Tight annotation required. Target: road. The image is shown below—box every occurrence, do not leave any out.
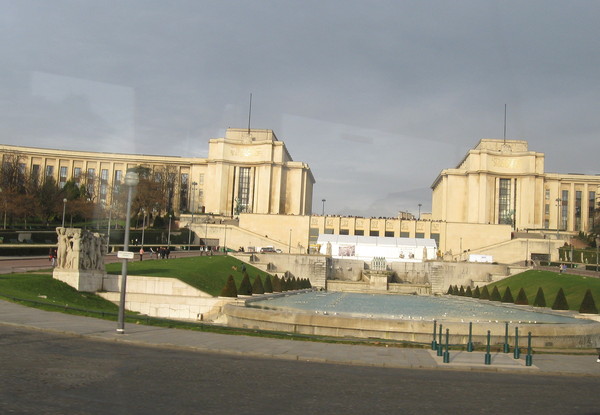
[1,325,599,415]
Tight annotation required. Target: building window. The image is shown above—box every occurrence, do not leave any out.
[498,178,513,225]
[101,169,109,183]
[354,230,364,236]
[544,219,549,229]
[237,167,251,213]
[400,232,410,238]
[545,189,550,200]
[45,165,54,177]
[324,228,334,234]
[415,232,425,239]
[180,173,189,211]
[590,191,596,230]
[575,191,582,230]
[384,231,394,237]
[545,204,550,215]
[198,189,204,205]
[73,167,81,180]
[561,190,569,230]
[339,229,349,235]
[198,174,204,186]
[369,230,379,237]
[431,233,440,245]
[31,164,40,183]
[59,166,68,188]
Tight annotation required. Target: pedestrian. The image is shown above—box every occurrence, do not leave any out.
[149,247,155,259]
[139,247,144,261]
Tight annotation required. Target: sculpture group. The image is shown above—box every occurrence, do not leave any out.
[56,227,107,271]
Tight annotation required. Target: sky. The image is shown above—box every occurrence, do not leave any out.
[2,0,599,217]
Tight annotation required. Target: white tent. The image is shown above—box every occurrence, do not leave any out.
[316,234,437,263]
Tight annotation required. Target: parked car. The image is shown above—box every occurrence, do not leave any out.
[260,246,277,253]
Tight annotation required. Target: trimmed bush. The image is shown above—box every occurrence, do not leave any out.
[479,286,490,300]
[458,286,465,296]
[219,275,238,298]
[272,275,282,292]
[490,286,501,302]
[551,288,569,310]
[252,275,265,295]
[447,285,453,295]
[238,273,252,296]
[514,288,529,305]
[501,286,514,303]
[472,286,481,298]
[263,275,273,293]
[533,287,546,307]
[465,286,473,297]
[579,289,598,314]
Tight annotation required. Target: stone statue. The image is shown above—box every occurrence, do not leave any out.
[55,227,106,272]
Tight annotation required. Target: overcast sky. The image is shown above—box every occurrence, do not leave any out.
[2,1,599,217]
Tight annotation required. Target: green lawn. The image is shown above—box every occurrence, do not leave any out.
[105,255,273,296]
[0,272,119,314]
[485,270,600,311]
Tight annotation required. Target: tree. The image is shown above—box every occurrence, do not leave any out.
[465,286,473,297]
[263,275,273,293]
[472,286,481,298]
[501,286,514,303]
[238,272,252,296]
[252,275,265,295]
[551,288,569,310]
[579,289,598,314]
[490,286,501,301]
[533,287,546,307]
[515,288,529,305]
[479,286,490,300]
[219,275,238,298]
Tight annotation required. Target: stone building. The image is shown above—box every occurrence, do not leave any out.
[0,128,315,216]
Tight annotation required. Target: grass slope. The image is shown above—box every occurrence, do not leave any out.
[486,270,600,311]
[0,272,119,314]
[105,255,272,297]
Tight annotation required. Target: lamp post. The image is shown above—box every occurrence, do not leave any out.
[62,198,67,228]
[288,229,292,254]
[141,208,146,248]
[321,198,326,216]
[418,203,422,220]
[555,197,562,238]
[167,214,172,248]
[117,171,139,334]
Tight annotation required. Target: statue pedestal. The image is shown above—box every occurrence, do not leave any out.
[53,269,106,292]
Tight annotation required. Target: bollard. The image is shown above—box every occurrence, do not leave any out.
[437,324,443,356]
[503,322,510,353]
[443,328,450,363]
[484,330,491,365]
[467,322,474,352]
[432,320,438,350]
[513,326,520,359]
[525,332,533,366]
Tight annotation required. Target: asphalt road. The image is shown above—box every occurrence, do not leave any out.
[2,325,600,415]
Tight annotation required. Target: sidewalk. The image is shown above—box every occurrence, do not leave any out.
[1,299,598,376]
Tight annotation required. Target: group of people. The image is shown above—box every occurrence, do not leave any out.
[139,246,171,261]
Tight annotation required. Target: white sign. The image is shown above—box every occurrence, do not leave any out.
[117,250,135,259]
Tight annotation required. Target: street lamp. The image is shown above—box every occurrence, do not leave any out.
[418,203,422,221]
[167,214,172,248]
[117,171,139,334]
[62,198,67,228]
[555,198,562,238]
[140,208,146,248]
[322,198,326,216]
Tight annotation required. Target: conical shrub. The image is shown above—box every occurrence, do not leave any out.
[479,286,490,300]
[238,273,252,296]
[533,287,546,307]
[219,275,238,298]
[579,289,598,314]
[501,286,514,303]
[263,275,273,293]
[447,285,454,295]
[465,286,473,297]
[472,286,481,298]
[551,288,569,310]
[458,286,465,296]
[490,286,501,302]
[272,275,282,292]
[252,275,265,295]
[514,288,529,305]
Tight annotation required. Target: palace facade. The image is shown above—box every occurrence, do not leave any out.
[0,128,315,217]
